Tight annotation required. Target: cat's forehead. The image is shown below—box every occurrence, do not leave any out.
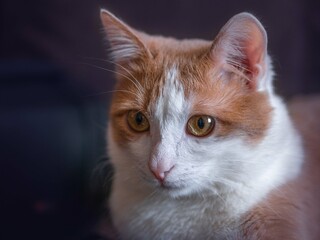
[146,37,211,57]
[143,41,214,94]
[113,36,251,114]
[113,41,214,110]
[153,66,187,119]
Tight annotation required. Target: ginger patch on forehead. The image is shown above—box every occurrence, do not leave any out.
[191,75,273,142]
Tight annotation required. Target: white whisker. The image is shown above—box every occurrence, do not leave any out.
[79,62,145,97]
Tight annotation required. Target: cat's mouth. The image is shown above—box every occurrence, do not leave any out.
[142,175,200,197]
[141,173,186,192]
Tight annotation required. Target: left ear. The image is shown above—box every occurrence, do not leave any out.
[100,9,151,63]
[211,13,268,90]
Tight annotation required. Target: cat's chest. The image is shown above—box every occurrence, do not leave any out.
[110,185,242,239]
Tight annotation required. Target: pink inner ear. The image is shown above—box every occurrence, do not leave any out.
[212,13,267,90]
[242,36,265,89]
[245,23,266,72]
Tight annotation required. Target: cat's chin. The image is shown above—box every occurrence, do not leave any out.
[152,181,201,199]
[141,173,212,198]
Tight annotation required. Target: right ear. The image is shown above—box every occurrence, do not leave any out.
[100,9,150,63]
[211,13,268,90]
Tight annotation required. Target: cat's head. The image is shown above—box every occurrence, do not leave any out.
[101,10,274,198]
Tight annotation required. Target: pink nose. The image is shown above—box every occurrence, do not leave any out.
[150,165,175,182]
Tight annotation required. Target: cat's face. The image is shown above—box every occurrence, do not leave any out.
[102,10,273,198]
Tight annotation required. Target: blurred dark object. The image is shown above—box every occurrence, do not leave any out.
[0,0,113,239]
[0,0,319,240]
[0,60,110,240]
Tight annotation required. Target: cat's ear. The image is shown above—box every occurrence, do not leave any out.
[100,9,150,63]
[211,13,268,90]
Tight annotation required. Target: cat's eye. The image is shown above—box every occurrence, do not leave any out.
[187,115,215,137]
[127,110,150,132]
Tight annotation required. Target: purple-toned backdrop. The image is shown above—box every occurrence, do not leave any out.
[1,0,319,239]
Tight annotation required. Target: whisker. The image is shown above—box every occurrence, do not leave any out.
[78,62,145,97]
[87,90,143,103]
[83,56,145,94]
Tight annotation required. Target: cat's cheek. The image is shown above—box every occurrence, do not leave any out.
[108,126,152,175]
[127,135,151,159]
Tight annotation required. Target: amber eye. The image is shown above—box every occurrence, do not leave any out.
[127,110,150,132]
[187,115,215,137]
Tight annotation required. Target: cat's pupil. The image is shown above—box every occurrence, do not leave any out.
[135,112,143,125]
[197,117,205,129]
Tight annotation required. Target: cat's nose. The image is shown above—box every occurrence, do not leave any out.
[149,161,175,182]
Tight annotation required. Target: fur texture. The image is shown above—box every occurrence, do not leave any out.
[100,9,310,239]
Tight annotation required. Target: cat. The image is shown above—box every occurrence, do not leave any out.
[100,8,320,240]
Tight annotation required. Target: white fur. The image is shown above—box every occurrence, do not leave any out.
[107,61,303,239]
[148,68,188,178]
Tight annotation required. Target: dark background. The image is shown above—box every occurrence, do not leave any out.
[1,0,319,239]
